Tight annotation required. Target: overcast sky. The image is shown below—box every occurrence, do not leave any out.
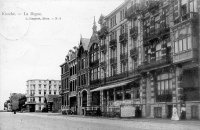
[0,0,124,109]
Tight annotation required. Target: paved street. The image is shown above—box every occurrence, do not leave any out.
[0,112,200,130]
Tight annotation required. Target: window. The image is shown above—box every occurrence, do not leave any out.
[120,8,125,21]
[39,97,41,102]
[174,36,192,53]
[111,65,117,76]
[156,43,161,60]
[109,89,114,101]
[156,73,173,102]
[44,91,46,95]
[39,90,41,95]
[54,91,56,95]
[110,15,116,28]
[39,84,41,88]
[49,91,51,95]
[115,88,123,100]
[81,58,85,69]
[124,86,131,100]
[121,62,127,73]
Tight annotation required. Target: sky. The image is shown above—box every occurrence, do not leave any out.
[0,0,124,109]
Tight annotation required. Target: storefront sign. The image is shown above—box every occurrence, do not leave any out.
[120,105,135,117]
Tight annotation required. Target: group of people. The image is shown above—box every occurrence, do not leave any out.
[171,104,186,121]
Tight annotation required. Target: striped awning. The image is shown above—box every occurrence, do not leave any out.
[90,80,133,92]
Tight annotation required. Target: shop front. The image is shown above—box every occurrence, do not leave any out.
[91,79,143,117]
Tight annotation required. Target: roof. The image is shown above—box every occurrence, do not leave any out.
[81,38,90,51]
[105,0,131,19]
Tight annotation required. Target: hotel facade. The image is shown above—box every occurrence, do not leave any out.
[60,0,200,119]
[26,79,61,112]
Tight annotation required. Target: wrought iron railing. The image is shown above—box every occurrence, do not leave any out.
[119,33,128,43]
[130,26,138,40]
[110,57,117,65]
[98,26,109,40]
[109,39,117,47]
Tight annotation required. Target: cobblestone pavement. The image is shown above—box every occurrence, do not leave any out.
[0,112,199,130]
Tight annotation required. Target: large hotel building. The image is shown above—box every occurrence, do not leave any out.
[25,79,61,112]
[60,0,200,119]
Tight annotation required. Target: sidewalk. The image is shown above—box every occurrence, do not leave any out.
[27,112,200,126]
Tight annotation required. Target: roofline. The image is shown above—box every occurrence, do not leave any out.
[26,79,61,82]
[105,0,131,19]
[60,61,68,67]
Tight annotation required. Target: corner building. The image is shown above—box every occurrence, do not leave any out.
[60,0,200,119]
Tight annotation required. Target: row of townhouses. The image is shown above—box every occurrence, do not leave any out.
[60,0,200,119]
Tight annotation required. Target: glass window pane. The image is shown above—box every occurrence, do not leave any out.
[165,80,168,93]
[187,36,192,49]
[183,38,187,50]
[175,41,178,53]
[169,79,172,92]
[179,40,183,52]
[161,81,164,94]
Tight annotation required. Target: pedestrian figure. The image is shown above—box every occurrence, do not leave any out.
[180,104,186,120]
[171,105,179,121]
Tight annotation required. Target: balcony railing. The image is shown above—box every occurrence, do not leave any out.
[125,4,140,20]
[130,48,138,60]
[156,93,172,102]
[110,57,117,65]
[148,1,160,14]
[100,61,106,68]
[130,26,138,40]
[106,71,129,82]
[109,39,117,48]
[100,44,107,53]
[141,55,171,70]
[89,60,99,67]
[173,49,198,63]
[98,26,109,40]
[119,33,128,43]
[90,79,101,85]
[25,101,36,104]
[120,53,128,62]
[174,12,199,25]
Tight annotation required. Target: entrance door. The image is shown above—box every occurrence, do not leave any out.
[135,106,142,118]
[154,107,162,118]
[167,105,172,119]
[191,105,199,119]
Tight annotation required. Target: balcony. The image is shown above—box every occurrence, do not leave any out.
[90,79,101,85]
[98,26,109,40]
[100,44,107,53]
[89,60,99,67]
[119,33,128,44]
[130,27,138,40]
[148,1,160,14]
[141,55,172,71]
[130,48,138,60]
[106,71,129,82]
[125,4,140,20]
[173,49,198,64]
[156,93,172,102]
[25,101,36,104]
[110,57,117,65]
[109,39,117,48]
[100,61,106,68]
[120,53,128,62]
[174,12,198,25]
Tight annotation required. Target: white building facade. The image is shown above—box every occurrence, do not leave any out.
[26,79,61,112]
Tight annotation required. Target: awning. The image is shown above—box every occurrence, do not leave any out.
[90,80,133,92]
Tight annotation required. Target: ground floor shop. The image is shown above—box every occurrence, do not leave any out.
[141,65,200,120]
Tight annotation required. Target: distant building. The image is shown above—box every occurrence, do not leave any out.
[25,79,61,112]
